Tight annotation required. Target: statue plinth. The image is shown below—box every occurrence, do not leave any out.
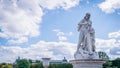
[69,59,105,68]
[72,48,105,68]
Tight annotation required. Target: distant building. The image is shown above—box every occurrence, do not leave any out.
[50,57,68,64]
[15,56,20,63]
[41,57,68,68]
[42,57,68,65]
[16,56,68,66]
[62,57,68,63]
[50,60,63,64]
[42,58,51,68]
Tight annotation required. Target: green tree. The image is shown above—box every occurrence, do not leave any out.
[48,63,73,68]
[112,58,120,68]
[13,63,18,68]
[17,59,30,68]
[98,51,109,60]
[103,58,120,68]
[30,63,44,68]
[0,63,12,68]
[103,60,112,68]
[28,59,32,63]
[2,64,12,68]
[0,64,2,68]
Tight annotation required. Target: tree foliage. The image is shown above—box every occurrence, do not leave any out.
[98,51,109,60]
[16,59,30,68]
[0,63,12,68]
[13,63,18,68]
[103,60,112,68]
[48,63,73,68]
[103,58,120,68]
[112,58,120,68]
[30,62,44,68]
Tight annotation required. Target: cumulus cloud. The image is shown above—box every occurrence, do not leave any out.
[108,30,120,38]
[1,37,120,63]
[95,30,120,59]
[95,38,120,59]
[0,0,81,63]
[53,29,67,41]
[96,38,117,49]
[53,29,73,42]
[0,0,80,44]
[0,0,43,44]
[39,0,80,10]
[8,37,28,44]
[1,0,120,63]
[109,46,120,59]
[98,0,120,13]
[95,38,116,55]
[110,47,120,55]
[0,41,76,63]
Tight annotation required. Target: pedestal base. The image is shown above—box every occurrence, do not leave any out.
[69,59,105,68]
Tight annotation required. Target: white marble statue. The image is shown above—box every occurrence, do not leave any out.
[74,13,99,60]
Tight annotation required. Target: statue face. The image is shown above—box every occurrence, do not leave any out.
[84,13,90,20]
[85,14,90,20]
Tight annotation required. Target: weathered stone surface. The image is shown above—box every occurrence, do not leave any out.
[75,13,99,60]
[70,60,105,68]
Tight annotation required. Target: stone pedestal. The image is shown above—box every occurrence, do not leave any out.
[69,59,105,68]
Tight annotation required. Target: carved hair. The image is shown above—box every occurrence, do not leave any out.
[84,13,91,19]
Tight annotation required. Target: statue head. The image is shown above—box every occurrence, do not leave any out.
[84,13,91,21]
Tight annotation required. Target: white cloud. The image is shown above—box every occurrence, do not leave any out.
[108,30,120,38]
[95,38,116,54]
[109,46,120,59]
[0,0,43,44]
[0,0,80,44]
[95,30,120,59]
[98,0,120,13]
[53,29,73,42]
[1,0,120,63]
[116,51,120,54]
[39,0,80,10]
[53,29,67,41]
[110,47,120,55]
[0,0,81,63]
[58,36,67,41]
[8,37,28,44]
[95,38,120,59]
[0,41,76,63]
[0,32,8,38]
[96,38,117,49]
[1,37,120,63]
[67,32,73,36]
[118,40,120,43]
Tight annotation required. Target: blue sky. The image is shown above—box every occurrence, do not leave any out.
[0,0,120,63]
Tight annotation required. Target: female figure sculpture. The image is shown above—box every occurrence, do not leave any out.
[77,13,92,53]
[75,13,98,59]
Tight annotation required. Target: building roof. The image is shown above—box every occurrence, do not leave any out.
[50,60,63,63]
